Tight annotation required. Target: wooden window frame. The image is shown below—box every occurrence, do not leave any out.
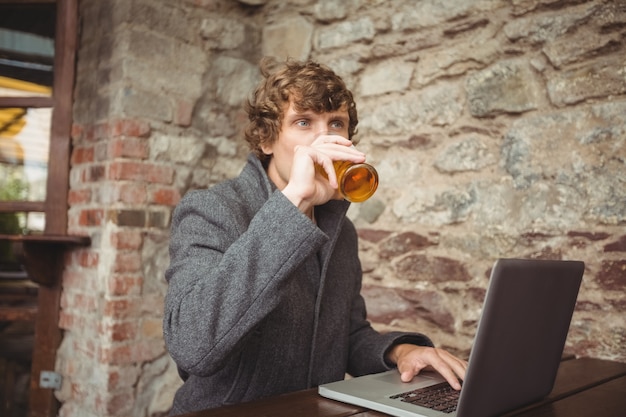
[0,1,87,416]
[0,0,70,223]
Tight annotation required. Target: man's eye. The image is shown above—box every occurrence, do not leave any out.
[330,121,344,129]
[296,120,309,127]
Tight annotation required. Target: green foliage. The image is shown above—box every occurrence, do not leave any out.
[0,173,29,263]
[0,175,29,201]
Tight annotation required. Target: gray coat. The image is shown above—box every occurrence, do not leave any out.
[163,154,433,415]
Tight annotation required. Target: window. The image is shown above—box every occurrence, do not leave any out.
[0,2,82,416]
[0,1,56,239]
[0,0,82,254]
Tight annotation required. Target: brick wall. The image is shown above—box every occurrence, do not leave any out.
[55,0,625,415]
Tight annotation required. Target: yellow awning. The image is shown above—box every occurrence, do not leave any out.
[0,76,52,165]
[0,75,52,95]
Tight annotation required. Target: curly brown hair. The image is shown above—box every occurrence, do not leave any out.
[244,58,359,164]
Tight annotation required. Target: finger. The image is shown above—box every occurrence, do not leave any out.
[316,157,338,188]
[451,358,469,380]
[312,136,363,158]
[440,351,468,381]
[319,144,366,165]
[432,364,462,390]
[400,369,416,383]
[313,134,352,145]
[431,358,464,390]
[411,349,464,390]
[399,359,460,389]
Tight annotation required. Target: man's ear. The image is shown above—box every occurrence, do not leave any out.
[260,139,273,156]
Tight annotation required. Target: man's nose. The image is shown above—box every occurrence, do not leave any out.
[314,126,329,138]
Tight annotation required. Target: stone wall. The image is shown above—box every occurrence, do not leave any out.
[58,0,625,415]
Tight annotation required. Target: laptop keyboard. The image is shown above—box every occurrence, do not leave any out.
[389,381,460,414]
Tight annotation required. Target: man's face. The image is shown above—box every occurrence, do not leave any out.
[262,99,350,190]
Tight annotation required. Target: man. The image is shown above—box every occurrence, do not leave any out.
[163,58,467,415]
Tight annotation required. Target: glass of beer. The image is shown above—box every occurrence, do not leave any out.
[318,160,379,203]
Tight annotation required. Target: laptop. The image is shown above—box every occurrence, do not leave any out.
[319,258,585,417]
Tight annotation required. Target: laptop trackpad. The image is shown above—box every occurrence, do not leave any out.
[371,370,441,388]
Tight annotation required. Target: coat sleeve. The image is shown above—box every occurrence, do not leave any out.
[163,189,327,377]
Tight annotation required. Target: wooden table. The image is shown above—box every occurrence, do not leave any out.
[178,357,626,417]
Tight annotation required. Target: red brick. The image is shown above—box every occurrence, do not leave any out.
[80,164,106,182]
[71,145,95,164]
[107,370,120,390]
[59,310,90,332]
[100,339,164,365]
[99,344,131,365]
[99,321,137,342]
[148,164,174,184]
[110,119,151,138]
[109,161,174,184]
[94,122,111,140]
[71,292,98,311]
[58,310,75,330]
[78,209,105,226]
[116,182,147,204]
[62,270,84,290]
[68,188,92,205]
[114,252,142,273]
[109,137,149,159]
[110,230,143,250]
[63,269,97,292]
[147,164,174,184]
[107,274,143,296]
[75,123,97,142]
[71,123,84,140]
[75,249,99,268]
[150,186,181,206]
[108,161,142,181]
[74,336,97,360]
[103,298,137,319]
[59,290,74,311]
[90,119,150,141]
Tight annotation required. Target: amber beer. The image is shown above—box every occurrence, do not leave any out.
[325,160,379,203]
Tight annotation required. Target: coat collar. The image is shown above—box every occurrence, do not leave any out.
[242,153,352,234]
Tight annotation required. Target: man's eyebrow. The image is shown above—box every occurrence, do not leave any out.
[284,111,310,122]
[328,113,350,123]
